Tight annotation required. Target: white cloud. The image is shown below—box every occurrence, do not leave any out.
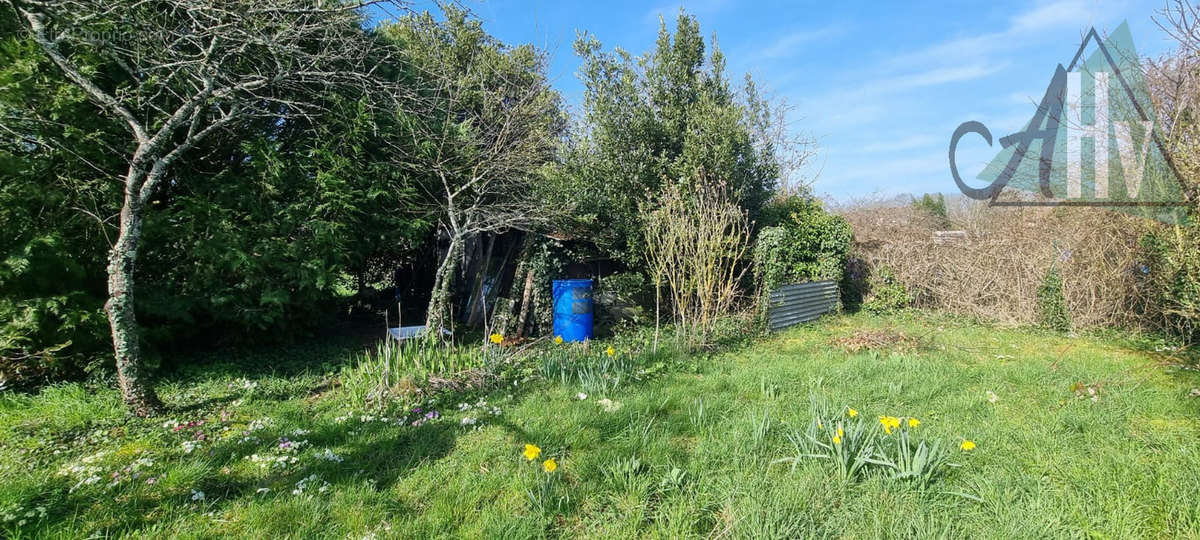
[801,62,1003,132]
[754,25,844,60]
[887,0,1123,70]
[874,64,1002,92]
[1012,0,1099,34]
[778,0,1128,200]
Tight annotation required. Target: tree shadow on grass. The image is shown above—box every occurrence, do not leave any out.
[23,410,463,536]
[161,334,372,388]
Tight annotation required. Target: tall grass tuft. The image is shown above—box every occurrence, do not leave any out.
[538,345,636,397]
[340,338,494,411]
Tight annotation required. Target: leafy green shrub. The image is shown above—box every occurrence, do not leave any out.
[0,235,111,385]
[0,36,127,383]
[1141,224,1200,342]
[862,268,911,314]
[1037,266,1071,332]
[753,197,852,292]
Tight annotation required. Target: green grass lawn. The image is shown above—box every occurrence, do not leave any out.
[3,312,1200,538]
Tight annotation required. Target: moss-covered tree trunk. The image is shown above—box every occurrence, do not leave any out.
[426,234,463,335]
[104,188,163,416]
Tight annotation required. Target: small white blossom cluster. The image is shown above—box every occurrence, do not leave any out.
[292,474,330,495]
[276,438,309,453]
[359,523,392,539]
[109,456,155,487]
[456,399,502,429]
[57,450,109,492]
[246,453,300,471]
[58,450,161,492]
[237,417,276,443]
[1,502,47,528]
[227,378,258,392]
[334,414,397,425]
[313,448,344,463]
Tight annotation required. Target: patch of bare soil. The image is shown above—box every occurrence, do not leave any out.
[831,329,919,353]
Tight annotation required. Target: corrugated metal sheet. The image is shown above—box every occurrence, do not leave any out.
[766,280,839,331]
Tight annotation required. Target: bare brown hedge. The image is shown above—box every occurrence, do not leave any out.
[837,197,1161,330]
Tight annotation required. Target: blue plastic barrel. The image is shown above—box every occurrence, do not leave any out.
[552,279,594,342]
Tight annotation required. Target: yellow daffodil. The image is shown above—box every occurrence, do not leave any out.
[489,333,503,344]
[879,416,900,435]
[605,346,615,357]
[908,418,920,428]
[542,458,558,473]
[832,435,842,444]
[523,444,541,461]
[554,335,564,344]
[847,408,859,418]
[960,440,976,451]
[836,427,844,438]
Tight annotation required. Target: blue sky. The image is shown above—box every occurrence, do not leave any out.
[396,0,1175,201]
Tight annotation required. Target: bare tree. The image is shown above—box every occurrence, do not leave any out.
[1151,0,1200,198]
[5,0,407,415]
[380,12,563,335]
[743,76,819,199]
[643,175,752,350]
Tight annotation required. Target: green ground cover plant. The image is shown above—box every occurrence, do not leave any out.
[2,312,1199,538]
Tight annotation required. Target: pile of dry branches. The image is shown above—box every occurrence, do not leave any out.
[839,197,1159,329]
[831,328,919,353]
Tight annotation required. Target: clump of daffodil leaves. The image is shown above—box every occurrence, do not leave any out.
[774,396,974,487]
[521,443,566,513]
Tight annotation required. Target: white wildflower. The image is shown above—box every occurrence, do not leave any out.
[314,448,344,463]
[292,474,329,496]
